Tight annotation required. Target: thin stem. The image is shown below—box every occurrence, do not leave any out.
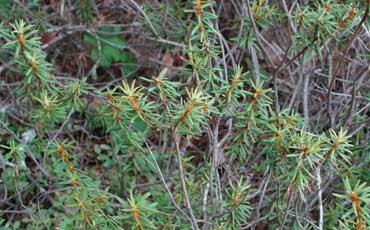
[327,2,370,127]
[127,0,159,37]
[303,69,310,131]
[143,139,193,224]
[174,132,199,230]
[245,0,279,114]
[316,167,323,230]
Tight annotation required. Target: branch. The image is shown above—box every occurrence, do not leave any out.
[174,131,199,230]
[327,2,370,127]
[316,167,323,230]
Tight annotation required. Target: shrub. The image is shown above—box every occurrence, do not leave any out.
[0,1,369,229]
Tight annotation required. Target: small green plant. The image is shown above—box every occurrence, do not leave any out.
[84,26,136,75]
[0,0,369,229]
[334,177,370,229]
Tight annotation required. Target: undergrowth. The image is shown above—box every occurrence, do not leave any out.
[0,1,369,229]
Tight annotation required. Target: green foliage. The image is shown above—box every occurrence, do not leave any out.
[0,1,369,229]
[0,0,10,18]
[333,177,370,229]
[221,179,252,229]
[75,0,94,23]
[121,191,159,229]
[237,1,277,49]
[142,1,187,41]
[83,27,136,74]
